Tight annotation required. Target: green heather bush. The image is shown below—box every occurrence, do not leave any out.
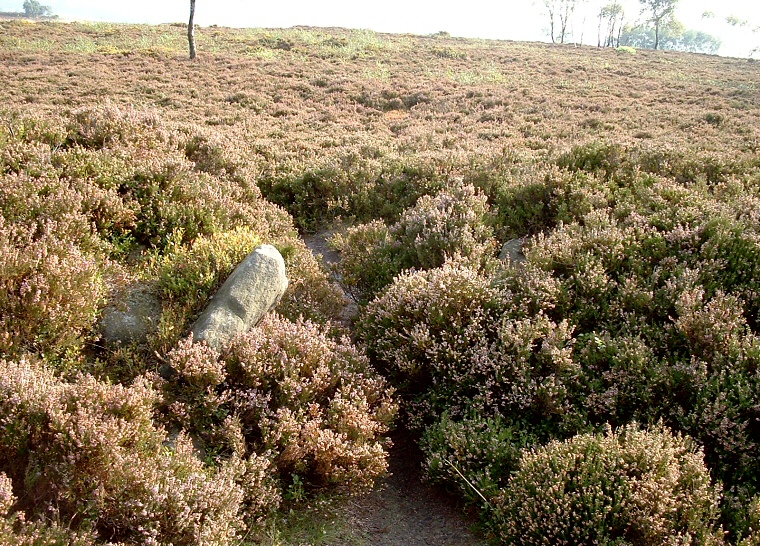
[359,263,500,402]
[119,148,279,252]
[556,141,746,186]
[470,160,613,240]
[258,154,449,230]
[330,220,400,304]
[421,411,535,504]
[556,141,625,180]
[477,166,560,238]
[0,357,276,545]
[1,471,97,545]
[154,226,263,307]
[527,191,760,473]
[740,498,760,546]
[335,181,497,303]
[148,226,265,349]
[275,237,345,325]
[360,261,579,434]
[356,162,760,538]
[523,192,760,537]
[165,313,397,491]
[495,423,724,546]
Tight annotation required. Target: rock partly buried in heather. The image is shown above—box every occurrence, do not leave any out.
[190,244,288,350]
[499,238,526,266]
[99,284,162,345]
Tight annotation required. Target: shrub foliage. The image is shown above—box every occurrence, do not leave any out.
[164,314,397,491]
[0,357,268,545]
[334,181,497,303]
[358,145,760,541]
[495,423,724,545]
[0,104,385,542]
[3,20,760,545]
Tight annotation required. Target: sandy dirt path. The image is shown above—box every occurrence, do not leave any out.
[343,431,489,546]
[302,230,488,546]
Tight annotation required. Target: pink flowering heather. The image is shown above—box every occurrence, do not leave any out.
[0,357,274,545]
[0,218,104,358]
[165,313,397,492]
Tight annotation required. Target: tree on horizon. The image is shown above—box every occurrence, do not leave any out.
[22,0,52,18]
[638,0,679,50]
[541,0,582,44]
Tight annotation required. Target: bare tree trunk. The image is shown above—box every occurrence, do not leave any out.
[606,17,615,47]
[558,0,576,44]
[616,16,624,47]
[549,13,556,42]
[188,0,196,60]
[545,1,557,43]
[654,21,660,50]
[598,12,603,47]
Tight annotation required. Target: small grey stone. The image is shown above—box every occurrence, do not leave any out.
[499,238,526,266]
[99,284,162,345]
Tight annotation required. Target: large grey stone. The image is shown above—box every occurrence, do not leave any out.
[191,244,288,350]
[99,284,162,345]
[499,238,526,266]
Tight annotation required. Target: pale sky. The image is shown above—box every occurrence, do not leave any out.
[3,0,759,58]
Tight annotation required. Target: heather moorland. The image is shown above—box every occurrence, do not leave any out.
[1,19,760,545]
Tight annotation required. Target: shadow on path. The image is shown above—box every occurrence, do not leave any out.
[345,430,488,546]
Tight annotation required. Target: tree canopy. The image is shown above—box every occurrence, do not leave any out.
[620,20,721,54]
[638,0,679,49]
[22,0,52,17]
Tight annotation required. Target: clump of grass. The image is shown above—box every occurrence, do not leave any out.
[616,45,636,54]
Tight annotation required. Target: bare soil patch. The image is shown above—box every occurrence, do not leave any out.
[344,430,488,546]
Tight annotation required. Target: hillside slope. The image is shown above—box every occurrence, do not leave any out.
[2,20,760,545]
